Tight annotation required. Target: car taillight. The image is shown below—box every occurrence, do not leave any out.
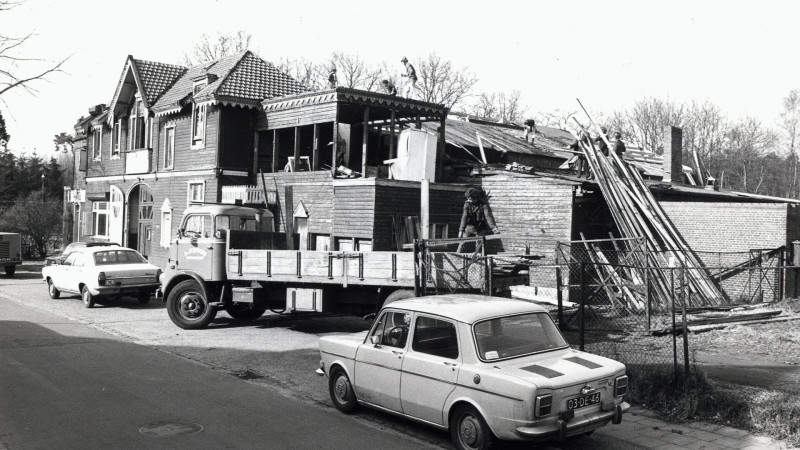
[98,272,107,286]
[615,375,628,397]
[535,394,553,417]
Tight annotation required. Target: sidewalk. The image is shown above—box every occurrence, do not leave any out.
[594,406,792,449]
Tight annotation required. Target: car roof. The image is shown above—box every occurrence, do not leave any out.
[77,246,139,254]
[386,294,548,324]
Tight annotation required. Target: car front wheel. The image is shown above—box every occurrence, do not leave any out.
[47,279,60,299]
[166,280,217,329]
[81,286,96,308]
[4,265,15,276]
[328,367,358,413]
[450,404,497,450]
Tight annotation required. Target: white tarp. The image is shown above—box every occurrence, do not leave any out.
[384,128,437,181]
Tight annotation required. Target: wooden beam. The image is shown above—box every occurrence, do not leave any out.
[389,110,396,159]
[436,115,445,182]
[312,123,320,171]
[272,129,279,173]
[421,179,430,238]
[362,106,369,177]
[332,115,339,176]
[252,130,259,176]
[293,126,300,171]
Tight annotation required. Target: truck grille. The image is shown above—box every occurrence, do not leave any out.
[0,242,9,258]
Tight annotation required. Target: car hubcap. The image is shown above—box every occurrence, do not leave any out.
[459,415,479,447]
[179,292,205,319]
[334,376,349,402]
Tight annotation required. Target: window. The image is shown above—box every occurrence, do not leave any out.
[215,215,260,232]
[191,103,207,148]
[369,310,411,348]
[183,214,211,238]
[112,119,122,158]
[429,224,449,239]
[92,201,109,237]
[412,316,459,359]
[160,198,172,248]
[92,130,102,160]
[188,181,205,205]
[164,126,175,169]
[129,99,146,150]
[473,313,568,361]
[94,250,147,265]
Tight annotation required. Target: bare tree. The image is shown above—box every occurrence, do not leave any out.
[723,117,778,194]
[182,30,253,66]
[469,90,527,124]
[470,92,498,120]
[624,97,686,154]
[0,191,62,258]
[413,53,478,110]
[779,89,800,198]
[276,56,324,90]
[328,52,381,91]
[0,1,68,98]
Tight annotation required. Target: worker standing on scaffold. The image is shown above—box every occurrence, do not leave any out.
[457,187,499,253]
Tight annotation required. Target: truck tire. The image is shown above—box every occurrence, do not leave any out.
[4,265,15,277]
[47,278,60,299]
[225,304,267,321]
[167,280,217,329]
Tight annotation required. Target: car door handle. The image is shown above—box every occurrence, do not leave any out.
[391,350,404,358]
[443,362,458,370]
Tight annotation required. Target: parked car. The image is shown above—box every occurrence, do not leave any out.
[41,245,160,308]
[0,232,22,276]
[317,294,629,450]
[45,241,120,266]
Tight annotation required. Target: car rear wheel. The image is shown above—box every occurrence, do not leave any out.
[329,367,358,413]
[137,292,151,305]
[4,265,15,277]
[47,278,60,299]
[225,304,266,321]
[450,405,497,450]
[81,286,96,308]
[167,280,217,329]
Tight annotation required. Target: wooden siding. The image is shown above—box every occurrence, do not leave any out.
[158,110,217,172]
[333,184,375,239]
[219,106,255,170]
[262,103,338,130]
[258,172,335,236]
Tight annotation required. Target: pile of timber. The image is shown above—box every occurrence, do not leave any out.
[572,109,726,310]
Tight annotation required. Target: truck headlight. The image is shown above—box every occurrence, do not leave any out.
[535,394,553,417]
[615,375,628,397]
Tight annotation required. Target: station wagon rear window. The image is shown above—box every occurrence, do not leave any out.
[473,313,568,361]
[94,250,147,265]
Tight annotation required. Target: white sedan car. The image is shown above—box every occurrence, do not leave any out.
[42,245,161,308]
[317,294,629,450]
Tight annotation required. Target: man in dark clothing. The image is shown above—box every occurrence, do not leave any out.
[400,57,417,98]
[613,132,627,157]
[381,79,397,96]
[328,67,337,89]
[457,187,499,253]
[594,126,609,157]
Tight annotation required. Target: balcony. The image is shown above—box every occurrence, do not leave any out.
[125,148,151,174]
[222,185,277,205]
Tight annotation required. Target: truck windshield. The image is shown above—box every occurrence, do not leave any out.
[184,214,211,237]
[215,215,260,231]
[473,313,568,361]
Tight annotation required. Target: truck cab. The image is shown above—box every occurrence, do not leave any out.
[0,232,22,277]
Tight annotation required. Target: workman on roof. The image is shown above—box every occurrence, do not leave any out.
[595,126,609,157]
[524,119,536,144]
[457,187,499,253]
[614,131,627,157]
[569,131,591,179]
[400,57,417,98]
[328,67,337,89]
[381,79,397,96]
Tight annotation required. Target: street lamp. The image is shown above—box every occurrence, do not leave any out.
[41,173,45,201]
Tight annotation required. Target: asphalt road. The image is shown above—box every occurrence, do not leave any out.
[0,269,646,449]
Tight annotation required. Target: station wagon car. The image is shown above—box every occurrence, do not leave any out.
[42,245,160,308]
[317,294,629,450]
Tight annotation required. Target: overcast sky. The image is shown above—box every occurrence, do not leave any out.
[2,0,798,157]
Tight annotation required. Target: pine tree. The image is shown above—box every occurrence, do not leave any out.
[0,109,9,146]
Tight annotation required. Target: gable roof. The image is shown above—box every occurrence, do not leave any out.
[107,56,186,123]
[153,51,306,116]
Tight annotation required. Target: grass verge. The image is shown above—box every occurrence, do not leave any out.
[626,364,800,446]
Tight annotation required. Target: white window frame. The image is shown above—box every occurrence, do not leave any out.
[191,102,207,149]
[112,119,122,158]
[92,129,102,161]
[92,201,110,237]
[163,125,175,169]
[187,181,205,205]
[160,198,173,248]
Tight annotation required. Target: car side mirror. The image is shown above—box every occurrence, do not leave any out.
[370,335,381,346]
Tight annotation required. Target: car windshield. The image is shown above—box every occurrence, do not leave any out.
[93,250,147,265]
[473,313,568,361]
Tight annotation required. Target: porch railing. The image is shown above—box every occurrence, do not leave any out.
[221,185,277,205]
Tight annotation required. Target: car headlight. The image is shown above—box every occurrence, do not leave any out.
[615,375,628,397]
[535,394,553,417]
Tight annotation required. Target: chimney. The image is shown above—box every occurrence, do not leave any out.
[662,126,683,184]
[89,104,106,115]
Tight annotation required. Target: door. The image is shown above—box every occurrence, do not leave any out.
[139,223,152,259]
[353,310,411,412]
[177,213,215,280]
[400,315,460,425]
[108,186,125,245]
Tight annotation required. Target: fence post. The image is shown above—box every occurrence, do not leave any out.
[681,267,690,376]
[645,267,651,330]
[580,262,586,352]
[671,267,678,380]
[556,266,564,331]
[413,240,421,297]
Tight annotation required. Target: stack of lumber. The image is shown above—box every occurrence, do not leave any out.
[572,106,726,310]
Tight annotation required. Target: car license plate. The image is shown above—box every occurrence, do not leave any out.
[567,392,601,410]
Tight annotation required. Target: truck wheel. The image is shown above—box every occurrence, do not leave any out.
[137,292,151,305]
[4,265,15,277]
[329,367,358,413]
[225,304,267,321]
[81,286,96,309]
[450,404,497,450]
[47,278,60,299]
[167,280,217,329]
